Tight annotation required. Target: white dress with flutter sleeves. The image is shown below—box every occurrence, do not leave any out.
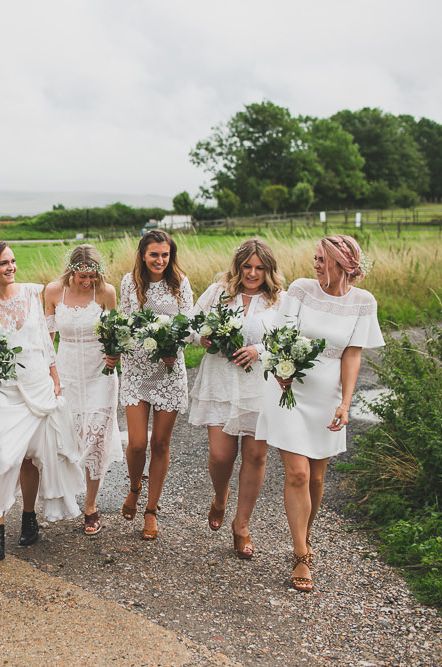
[255,278,385,458]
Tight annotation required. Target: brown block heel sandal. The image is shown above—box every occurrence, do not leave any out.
[232,522,254,559]
[142,508,158,540]
[291,551,314,592]
[84,511,102,536]
[121,482,142,521]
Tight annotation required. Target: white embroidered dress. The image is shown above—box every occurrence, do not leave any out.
[189,283,283,436]
[0,284,83,519]
[47,287,122,481]
[120,274,193,412]
[255,278,385,458]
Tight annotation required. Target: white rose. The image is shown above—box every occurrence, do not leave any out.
[157,314,171,326]
[275,359,295,379]
[127,316,134,326]
[200,324,213,337]
[143,337,158,353]
[149,322,160,332]
[261,351,273,371]
[228,316,242,330]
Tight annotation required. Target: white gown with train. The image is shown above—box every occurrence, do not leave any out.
[255,278,385,458]
[0,284,83,519]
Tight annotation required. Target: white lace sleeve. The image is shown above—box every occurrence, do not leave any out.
[191,283,224,345]
[46,314,57,333]
[179,276,193,316]
[120,273,133,315]
[348,293,385,349]
[31,285,56,366]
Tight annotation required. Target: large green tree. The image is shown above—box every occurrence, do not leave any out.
[333,108,429,196]
[173,191,195,215]
[402,116,442,201]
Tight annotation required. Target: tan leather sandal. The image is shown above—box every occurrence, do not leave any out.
[291,551,314,592]
[84,511,101,536]
[208,497,228,531]
[142,508,158,540]
[121,482,142,521]
[232,522,254,559]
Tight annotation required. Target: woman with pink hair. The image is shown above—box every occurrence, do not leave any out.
[256,235,384,592]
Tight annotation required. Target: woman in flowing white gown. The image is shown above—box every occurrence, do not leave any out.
[0,242,83,560]
[255,235,384,591]
[45,245,122,535]
[189,239,284,558]
[120,230,193,540]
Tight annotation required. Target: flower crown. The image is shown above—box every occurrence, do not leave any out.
[67,261,105,275]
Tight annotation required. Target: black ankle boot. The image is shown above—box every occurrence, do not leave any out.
[18,511,39,546]
[0,525,5,560]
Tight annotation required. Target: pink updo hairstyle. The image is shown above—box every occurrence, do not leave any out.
[319,235,365,288]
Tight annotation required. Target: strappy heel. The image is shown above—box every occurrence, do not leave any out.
[291,551,314,592]
[121,482,142,521]
[232,521,254,559]
[208,492,229,531]
[142,508,158,540]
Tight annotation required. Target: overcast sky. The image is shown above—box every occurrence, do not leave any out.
[1,0,441,199]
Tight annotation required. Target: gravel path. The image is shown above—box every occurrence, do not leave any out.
[4,358,441,666]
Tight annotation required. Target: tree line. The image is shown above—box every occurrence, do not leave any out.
[172,102,442,219]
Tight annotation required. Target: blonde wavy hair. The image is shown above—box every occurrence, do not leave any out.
[61,244,105,288]
[222,238,284,305]
[132,230,184,307]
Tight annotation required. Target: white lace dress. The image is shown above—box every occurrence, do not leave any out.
[189,283,283,436]
[255,278,385,458]
[47,288,122,481]
[120,274,193,412]
[0,284,83,520]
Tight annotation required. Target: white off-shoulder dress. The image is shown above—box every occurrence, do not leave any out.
[120,274,193,413]
[255,278,385,459]
[0,284,83,520]
[47,287,122,482]
[189,283,283,436]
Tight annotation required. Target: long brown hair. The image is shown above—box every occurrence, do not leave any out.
[223,238,283,305]
[133,230,184,307]
[0,241,9,257]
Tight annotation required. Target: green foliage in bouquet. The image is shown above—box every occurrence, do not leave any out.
[262,324,325,408]
[0,333,23,382]
[191,293,250,372]
[94,309,135,375]
[133,308,191,373]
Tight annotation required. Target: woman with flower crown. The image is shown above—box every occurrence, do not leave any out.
[45,245,122,536]
[189,239,284,559]
[120,230,193,541]
[0,241,83,561]
[256,235,384,592]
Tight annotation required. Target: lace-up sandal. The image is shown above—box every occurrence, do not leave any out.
[208,493,229,531]
[18,511,39,547]
[306,531,314,559]
[142,508,158,540]
[121,482,142,521]
[232,522,254,559]
[291,551,314,592]
[84,511,102,536]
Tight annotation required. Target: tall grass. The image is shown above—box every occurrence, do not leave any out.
[19,233,442,327]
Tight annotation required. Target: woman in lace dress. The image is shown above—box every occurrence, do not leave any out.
[45,245,122,535]
[189,239,284,558]
[256,235,384,591]
[120,230,193,540]
[0,242,83,560]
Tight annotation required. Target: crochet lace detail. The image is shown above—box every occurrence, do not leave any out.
[288,284,376,317]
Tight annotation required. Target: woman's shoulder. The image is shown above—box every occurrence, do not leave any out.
[121,272,134,288]
[22,282,45,296]
[350,286,377,307]
[44,280,63,296]
[287,277,315,297]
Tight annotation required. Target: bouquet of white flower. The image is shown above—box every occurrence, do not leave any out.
[191,292,251,372]
[94,309,136,375]
[0,331,23,383]
[132,307,191,373]
[262,324,325,408]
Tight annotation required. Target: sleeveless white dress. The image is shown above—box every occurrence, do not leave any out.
[47,287,122,481]
[255,278,385,459]
[0,283,83,520]
[120,274,193,413]
[189,283,284,436]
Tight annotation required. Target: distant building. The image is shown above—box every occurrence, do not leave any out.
[157,215,193,231]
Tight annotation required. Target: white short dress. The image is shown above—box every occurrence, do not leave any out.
[255,278,385,459]
[47,286,123,482]
[0,284,83,520]
[120,274,193,413]
[189,283,283,437]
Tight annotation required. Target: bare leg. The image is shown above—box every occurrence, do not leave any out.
[279,450,312,583]
[123,401,150,514]
[84,469,100,516]
[308,458,329,535]
[232,436,267,552]
[207,426,238,528]
[20,458,39,512]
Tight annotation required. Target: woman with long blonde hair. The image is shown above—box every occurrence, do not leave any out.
[189,238,284,558]
[120,230,193,540]
[45,244,122,536]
